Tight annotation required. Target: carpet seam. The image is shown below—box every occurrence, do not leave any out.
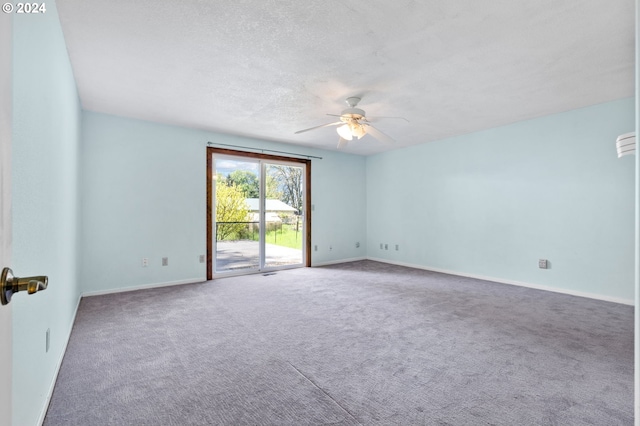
[287,361,363,425]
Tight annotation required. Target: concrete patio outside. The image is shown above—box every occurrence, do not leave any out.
[215,240,303,272]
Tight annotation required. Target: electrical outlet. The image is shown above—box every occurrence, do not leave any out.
[142,258,148,267]
[538,259,548,269]
[395,244,399,251]
[355,242,360,248]
[162,257,168,266]
[199,255,205,263]
[385,244,388,250]
[380,243,383,249]
[314,245,318,251]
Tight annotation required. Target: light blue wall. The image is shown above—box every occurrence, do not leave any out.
[82,99,635,301]
[367,98,635,302]
[11,2,82,425]
[80,112,367,294]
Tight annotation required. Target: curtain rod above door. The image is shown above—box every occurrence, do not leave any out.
[207,142,323,160]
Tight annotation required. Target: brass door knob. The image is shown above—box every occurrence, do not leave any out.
[1,267,48,305]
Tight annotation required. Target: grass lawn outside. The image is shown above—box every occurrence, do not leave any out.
[263,223,303,249]
[217,221,303,250]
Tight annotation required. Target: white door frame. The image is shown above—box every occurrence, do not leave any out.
[0,11,13,426]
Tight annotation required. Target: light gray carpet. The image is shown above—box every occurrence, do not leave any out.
[44,260,633,425]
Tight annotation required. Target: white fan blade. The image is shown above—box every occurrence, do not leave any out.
[363,123,395,144]
[337,137,349,149]
[367,116,409,123]
[294,122,343,134]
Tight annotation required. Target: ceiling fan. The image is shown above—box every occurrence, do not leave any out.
[295,97,407,149]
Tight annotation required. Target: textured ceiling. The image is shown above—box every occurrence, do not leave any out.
[56,0,635,156]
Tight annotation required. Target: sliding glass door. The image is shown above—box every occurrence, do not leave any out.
[212,154,306,276]
[264,162,304,269]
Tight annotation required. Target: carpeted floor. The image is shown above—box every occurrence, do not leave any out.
[44,260,633,425]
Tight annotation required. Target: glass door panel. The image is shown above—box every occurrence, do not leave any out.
[263,163,304,269]
[214,156,261,274]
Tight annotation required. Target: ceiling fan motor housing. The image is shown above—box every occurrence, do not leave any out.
[340,107,366,122]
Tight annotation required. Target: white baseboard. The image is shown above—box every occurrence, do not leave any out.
[82,277,207,298]
[38,293,82,426]
[312,256,367,267]
[367,257,634,306]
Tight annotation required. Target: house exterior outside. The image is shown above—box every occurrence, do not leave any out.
[245,198,297,224]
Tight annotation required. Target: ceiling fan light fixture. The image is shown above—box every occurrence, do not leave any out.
[337,124,353,140]
[295,97,400,147]
[352,123,366,139]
